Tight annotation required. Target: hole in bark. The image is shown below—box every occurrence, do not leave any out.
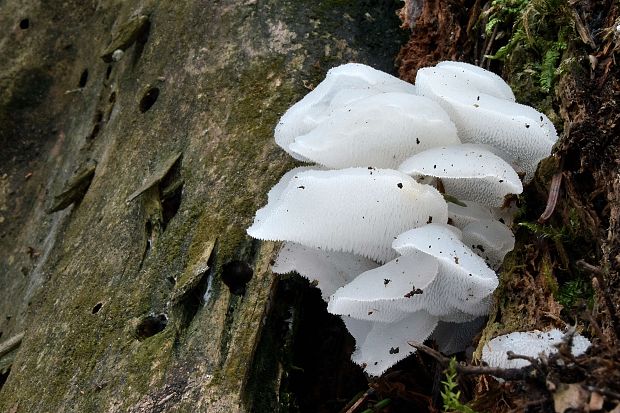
[177,246,216,328]
[139,87,159,113]
[19,18,29,29]
[158,156,183,230]
[105,65,112,79]
[92,302,103,314]
[136,313,168,340]
[221,260,253,295]
[133,19,151,60]
[78,69,89,87]
[161,182,182,230]
[142,220,153,261]
[106,91,116,121]
[87,111,103,140]
[0,368,10,391]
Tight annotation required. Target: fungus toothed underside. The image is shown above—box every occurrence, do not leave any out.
[248,61,560,375]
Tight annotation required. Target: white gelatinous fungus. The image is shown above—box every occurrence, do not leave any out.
[289,93,460,169]
[436,61,516,101]
[328,250,438,322]
[447,200,497,229]
[415,66,558,181]
[399,144,523,207]
[245,61,563,377]
[392,223,498,315]
[247,168,448,262]
[275,63,416,159]
[272,241,378,301]
[342,311,439,377]
[462,219,515,270]
[481,329,591,369]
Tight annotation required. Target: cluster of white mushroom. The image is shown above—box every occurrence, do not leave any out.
[247,61,558,376]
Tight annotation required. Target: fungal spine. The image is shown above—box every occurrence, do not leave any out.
[248,61,559,376]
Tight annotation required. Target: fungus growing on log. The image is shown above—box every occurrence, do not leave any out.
[399,144,523,207]
[481,329,591,369]
[247,168,447,263]
[248,61,561,376]
[272,242,378,301]
[275,63,416,159]
[415,63,557,181]
[288,93,459,169]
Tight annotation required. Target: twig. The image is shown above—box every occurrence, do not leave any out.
[579,260,620,340]
[585,310,609,348]
[0,332,24,359]
[408,341,539,381]
[576,260,604,276]
[481,25,499,69]
[583,385,620,401]
[538,172,563,223]
[506,351,540,366]
[342,389,374,413]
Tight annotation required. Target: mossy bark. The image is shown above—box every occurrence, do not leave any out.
[0,1,404,411]
[399,1,620,411]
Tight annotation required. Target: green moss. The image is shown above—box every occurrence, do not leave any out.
[556,277,593,309]
[485,0,581,115]
[125,327,175,396]
[540,253,559,295]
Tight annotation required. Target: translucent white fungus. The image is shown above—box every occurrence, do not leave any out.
[393,224,498,309]
[246,61,563,377]
[343,311,439,376]
[462,219,515,270]
[272,242,378,301]
[448,200,497,229]
[275,63,416,159]
[289,93,460,169]
[399,144,523,207]
[328,250,438,322]
[436,61,516,101]
[248,168,448,262]
[416,66,558,181]
[482,329,591,369]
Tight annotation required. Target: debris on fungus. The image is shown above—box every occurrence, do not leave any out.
[248,61,559,376]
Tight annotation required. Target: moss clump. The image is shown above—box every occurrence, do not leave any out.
[484,0,583,114]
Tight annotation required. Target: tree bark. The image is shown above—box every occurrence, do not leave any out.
[0,1,404,411]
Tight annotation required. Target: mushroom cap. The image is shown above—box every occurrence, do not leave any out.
[272,242,379,302]
[289,93,460,169]
[419,274,493,319]
[393,224,498,302]
[247,168,448,262]
[275,63,416,159]
[436,61,516,101]
[481,329,591,369]
[448,200,497,229]
[399,144,523,207]
[328,250,439,322]
[415,66,558,181]
[462,219,515,270]
[342,311,439,376]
